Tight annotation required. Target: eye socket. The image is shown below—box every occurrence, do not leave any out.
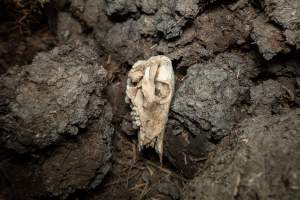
[155,81,170,99]
[130,79,139,87]
[129,71,143,86]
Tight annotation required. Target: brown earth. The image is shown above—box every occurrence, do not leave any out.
[0,0,299,199]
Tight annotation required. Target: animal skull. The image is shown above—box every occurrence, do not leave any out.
[125,56,175,161]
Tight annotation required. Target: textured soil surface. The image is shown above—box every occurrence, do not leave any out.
[0,0,299,200]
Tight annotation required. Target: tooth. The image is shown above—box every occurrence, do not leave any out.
[125,56,174,163]
[131,112,136,117]
[135,116,140,122]
[132,123,138,129]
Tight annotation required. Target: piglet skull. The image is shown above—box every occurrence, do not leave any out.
[125,56,175,161]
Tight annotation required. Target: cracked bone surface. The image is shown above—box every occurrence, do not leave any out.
[125,55,175,161]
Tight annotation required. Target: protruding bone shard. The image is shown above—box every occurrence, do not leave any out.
[125,56,175,161]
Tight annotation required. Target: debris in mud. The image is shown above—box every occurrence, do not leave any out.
[89,133,184,200]
[1,0,55,33]
[0,0,57,74]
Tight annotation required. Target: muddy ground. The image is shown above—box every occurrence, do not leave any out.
[0,0,299,200]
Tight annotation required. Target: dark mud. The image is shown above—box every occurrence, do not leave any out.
[0,0,299,199]
[0,0,57,74]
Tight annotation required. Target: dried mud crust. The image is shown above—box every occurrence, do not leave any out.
[0,40,114,199]
[183,109,300,200]
[0,40,109,153]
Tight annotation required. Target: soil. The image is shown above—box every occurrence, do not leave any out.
[0,0,57,74]
[0,0,299,200]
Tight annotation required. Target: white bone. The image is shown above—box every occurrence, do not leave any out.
[125,55,175,162]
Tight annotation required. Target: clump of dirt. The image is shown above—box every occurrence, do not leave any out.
[184,109,300,200]
[0,40,114,200]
